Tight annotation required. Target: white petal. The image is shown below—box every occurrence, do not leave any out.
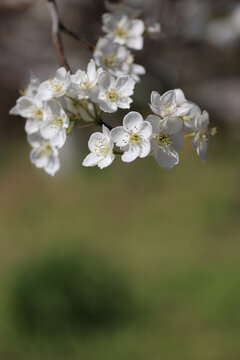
[45,154,60,176]
[146,115,161,134]
[174,89,186,105]
[160,90,176,116]
[115,76,135,96]
[88,132,106,152]
[9,104,19,115]
[154,147,179,170]
[87,59,97,82]
[55,67,68,82]
[122,145,140,162]
[40,122,58,139]
[98,99,118,113]
[139,121,152,139]
[126,36,143,50]
[25,118,42,134]
[111,126,129,146]
[37,81,53,101]
[128,20,145,36]
[82,153,101,167]
[98,154,115,169]
[197,138,209,163]
[172,133,184,151]
[162,116,183,134]
[123,111,143,132]
[51,130,67,148]
[116,97,132,109]
[139,140,151,158]
[27,132,44,147]
[98,71,115,90]
[30,148,47,168]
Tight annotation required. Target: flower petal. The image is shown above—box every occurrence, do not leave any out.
[154,147,179,170]
[122,144,140,162]
[82,153,101,167]
[98,71,115,91]
[146,115,161,134]
[140,121,152,139]
[111,126,129,146]
[139,140,151,158]
[123,111,143,132]
[98,154,115,169]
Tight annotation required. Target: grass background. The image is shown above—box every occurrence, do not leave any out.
[0,132,240,360]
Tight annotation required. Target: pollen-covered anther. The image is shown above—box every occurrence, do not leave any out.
[106,88,119,102]
[129,132,142,145]
[157,132,172,147]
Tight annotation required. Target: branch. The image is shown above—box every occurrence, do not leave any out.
[47,0,71,72]
[98,118,113,130]
[59,23,94,52]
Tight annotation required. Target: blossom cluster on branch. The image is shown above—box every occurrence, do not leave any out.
[10,0,216,176]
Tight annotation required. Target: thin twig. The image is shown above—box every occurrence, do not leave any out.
[59,23,94,52]
[98,118,113,130]
[47,0,71,72]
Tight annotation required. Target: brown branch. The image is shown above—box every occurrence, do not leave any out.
[47,0,71,72]
[59,23,94,52]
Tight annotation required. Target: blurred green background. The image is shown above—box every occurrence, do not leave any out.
[1,0,240,359]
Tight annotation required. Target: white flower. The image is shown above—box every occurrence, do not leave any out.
[150,89,190,120]
[83,125,115,169]
[182,101,201,133]
[111,111,152,162]
[10,96,46,135]
[28,133,60,176]
[94,38,130,77]
[192,110,216,163]
[69,59,102,99]
[40,100,69,148]
[37,67,70,101]
[102,13,145,50]
[104,1,142,18]
[147,114,184,170]
[94,38,145,81]
[93,71,135,113]
[145,20,161,39]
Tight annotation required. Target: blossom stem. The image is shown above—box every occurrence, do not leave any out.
[47,0,71,72]
[59,22,94,52]
[67,121,76,135]
[184,132,195,138]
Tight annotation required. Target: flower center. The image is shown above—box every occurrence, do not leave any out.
[157,132,172,147]
[40,142,53,157]
[103,55,117,68]
[32,107,43,120]
[49,79,64,93]
[160,101,175,116]
[106,89,118,102]
[52,115,64,128]
[94,138,109,157]
[129,132,142,145]
[115,26,127,39]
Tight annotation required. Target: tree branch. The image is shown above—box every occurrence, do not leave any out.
[59,23,94,52]
[47,0,71,72]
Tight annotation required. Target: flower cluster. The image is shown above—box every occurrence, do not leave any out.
[93,0,160,82]
[9,1,215,176]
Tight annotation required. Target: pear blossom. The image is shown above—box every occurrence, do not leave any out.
[83,125,115,169]
[150,89,190,120]
[145,20,161,39]
[147,114,184,170]
[104,1,142,18]
[37,67,70,101]
[40,100,69,148]
[102,13,145,50]
[10,96,46,135]
[93,71,135,113]
[192,110,216,163]
[69,59,102,100]
[93,38,145,81]
[28,133,60,176]
[21,73,40,98]
[112,111,152,162]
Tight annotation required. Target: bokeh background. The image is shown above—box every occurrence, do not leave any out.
[1,0,240,359]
